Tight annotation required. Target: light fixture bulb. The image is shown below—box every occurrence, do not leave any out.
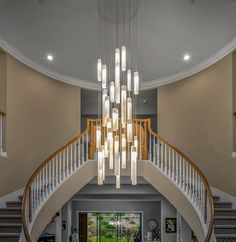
[121,85,127,128]
[127,69,131,91]
[47,54,54,61]
[121,46,126,71]
[134,71,139,95]
[97,58,102,81]
[102,65,107,89]
[183,54,191,61]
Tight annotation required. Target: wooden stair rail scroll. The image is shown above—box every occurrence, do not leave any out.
[22,118,214,242]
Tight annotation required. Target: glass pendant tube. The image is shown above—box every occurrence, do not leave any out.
[102,65,107,89]
[96,125,101,148]
[127,98,132,120]
[104,96,110,126]
[131,146,137,185]
[97,58,102,82]
[107,128,113,150]
[116,175,120,189]
[98,146,104,185]
[121,85,127,128]
[121,46,126,71]
[115,48,120,103]
[112,108,119,131]
[110,81,115,103]
[114,136,120,176]
[104,138,109,158]
[102,90,108,127]
[107,118,112,129]
[109,150,113,169]
[134,71,139,95]
[122,147,126,169]
[127,69,131,91]
[127,120,133,143]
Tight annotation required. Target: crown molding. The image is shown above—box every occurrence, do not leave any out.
[0,36,99,90]
[141,37,236,90]
[1,35,236,90]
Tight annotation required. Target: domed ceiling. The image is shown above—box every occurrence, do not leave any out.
[0,0,236,90]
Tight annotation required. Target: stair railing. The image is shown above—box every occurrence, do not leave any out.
[22,119,91,242]
[146,119,214,241]
[0,110,6,155]
[22,118,214,242]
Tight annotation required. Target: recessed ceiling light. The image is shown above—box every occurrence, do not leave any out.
[46,54,54,61]
[183,54,191,62]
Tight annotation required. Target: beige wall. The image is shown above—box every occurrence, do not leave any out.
[0,50,7,112]
[0,55,81,197]
[157,54,236,196]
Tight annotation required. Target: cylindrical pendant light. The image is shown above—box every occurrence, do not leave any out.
[102,65,107,89]
[115,64,120,104]
[107,128,113,150]
[112,108,119,131]
[98,146,104,185]
[127,120,133,143]
[104,138,109,158]
[122,147,126,169]
[104,96,110,124]
[131,146,137,185]
[121,85,127,128]
[127,98,132,120]
[110,81,115,103]
[97,58,102,82]
[134,71,139,95]
[127,69,131,91]
[109,150,113,169]
[116,175,120,189]
[121,46,126,71]
[96,125,101,148]
[114,136,120,176]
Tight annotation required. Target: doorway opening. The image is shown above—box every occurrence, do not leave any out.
[79,212,142,242]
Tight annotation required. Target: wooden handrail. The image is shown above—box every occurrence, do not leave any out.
[146,119,214,242]
[0,111,5,116]
[22,119,91,242]
[22,118,214,242]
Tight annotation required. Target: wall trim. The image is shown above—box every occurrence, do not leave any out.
[1,35,236,90]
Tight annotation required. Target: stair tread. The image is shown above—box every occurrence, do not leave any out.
[215,225,236,228]
[0,223,22,227]
[215,234,236,238]
[0,215,21,218]
[215,216,236,220]
[0,232,20,237]
[0,207,21,211]
[215,208,236,211]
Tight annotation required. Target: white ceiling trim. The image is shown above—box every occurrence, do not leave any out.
[1,35,236,90]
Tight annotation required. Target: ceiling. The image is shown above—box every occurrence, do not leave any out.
[0,0,236,90]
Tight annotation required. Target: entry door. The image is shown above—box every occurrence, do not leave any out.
[79,213,87,242]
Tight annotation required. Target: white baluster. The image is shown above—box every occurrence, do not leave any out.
[153,136,156,165]
[149,133,152,161]
[86,132,89,161]
[82,136,85,164]
[164,144,167,174]
[73,141,76,171]
[168,147,171,176]
[161,141,164,171]
[172,150,175,180]
[186,162,189,194]
[139,121,142,160]
[157,138,160,168]
[0,115,3,154]
[176,154,179,184]
[78,139,81,166]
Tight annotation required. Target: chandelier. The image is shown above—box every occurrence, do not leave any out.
[96,0,140,188]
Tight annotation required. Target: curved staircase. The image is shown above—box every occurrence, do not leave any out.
[0,196,22,242]
[20,119,215,242]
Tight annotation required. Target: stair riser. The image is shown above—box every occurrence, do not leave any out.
[216,239,236,242]
[0,218,21,224]
[215,211,236,216]
[6,203,22,208]
[215,228,236,234]
[0,210,21,216]
[0,227,22,233]
[215,219,236,226]
[215,204,232,209]
[0,237,20,242]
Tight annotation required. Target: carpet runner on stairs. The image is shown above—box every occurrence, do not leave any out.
[214,196,236,242]
[0,196,22,242]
